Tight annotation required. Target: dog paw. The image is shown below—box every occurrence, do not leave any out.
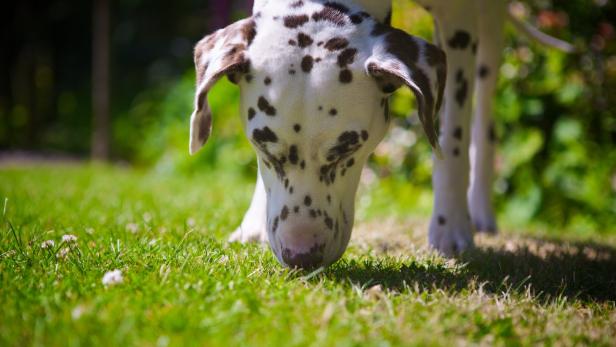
[468,192,498,235]
[428,214,475,257]
[228,225,268,244]
[470,210,498,235]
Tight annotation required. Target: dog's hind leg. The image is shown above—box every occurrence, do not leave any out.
[469,0,506,234]
[229,169,268,244]
[425,1,479,256]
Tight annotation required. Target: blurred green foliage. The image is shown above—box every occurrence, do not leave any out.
[1,0,615,233]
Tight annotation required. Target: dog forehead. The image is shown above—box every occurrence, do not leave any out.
[238,10,384,141]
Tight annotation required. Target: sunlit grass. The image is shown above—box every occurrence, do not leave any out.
[1,164,615,346]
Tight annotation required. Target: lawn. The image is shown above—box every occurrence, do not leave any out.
[1,164,615,346]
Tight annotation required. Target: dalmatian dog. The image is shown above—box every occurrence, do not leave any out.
[189,0,573,267]
[190,0,445,268]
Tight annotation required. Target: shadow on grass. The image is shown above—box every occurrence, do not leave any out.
[326,237,616,303]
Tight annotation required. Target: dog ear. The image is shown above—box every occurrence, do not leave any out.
[189,17,257,155]
[366,26,446,154]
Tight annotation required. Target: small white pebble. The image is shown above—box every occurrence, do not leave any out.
[126,223,138,233]
[62,234,78,243]
[71,304,87,320]
[186,218,196,227]
[102,269,124,286]
[364,284,384,299]
[41,240,55,249]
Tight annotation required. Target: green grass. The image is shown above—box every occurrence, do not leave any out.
[1,164,615,346]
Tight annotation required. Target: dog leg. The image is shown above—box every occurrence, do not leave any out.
[229,169,268,243]
[469,0,506,234]
[427,3,479,256]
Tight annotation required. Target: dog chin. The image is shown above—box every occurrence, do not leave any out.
[268,217,353,269]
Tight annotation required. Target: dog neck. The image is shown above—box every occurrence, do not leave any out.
[252,0,391,23]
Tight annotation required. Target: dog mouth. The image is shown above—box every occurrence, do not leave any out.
[267,206,354,269]
[281,242,326,269]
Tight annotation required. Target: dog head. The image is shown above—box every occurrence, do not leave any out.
[189,1,445,268]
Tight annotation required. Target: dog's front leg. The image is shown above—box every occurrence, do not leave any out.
[426,2,479,256]
[229,167,268,244]
[469,0,506,234]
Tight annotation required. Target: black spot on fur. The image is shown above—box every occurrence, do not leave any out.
[337,48,357,67]
[319,131,364,185]
[297,32,313,47]
[245,74,253,83]
[289,69,296,75]
[304,195,312,206]
[312,6,347,26]
[324,37,349,51]
[339,69,352,83]
[290,0,304,8]
[478,64,490,79]
[258,96,277,116]
[294,206,300,213]
[324,2,349,13]
[361,130,369,141]
[324,216,333,230]
[300,160,306,169]
[252,127,278,143]
[264,76,272,85]
[289,145,299,164]
[248,107,256,121]
[329,108,338,116]
[437,215,446,225]
[301,55,314,72]
[288,39,297,46]
[455,69,468,107]
[346,158,354,167]
[453,147,460,156]
[448,30,471,49]
[294,124,301,133]
[272,216,279,232]
[284,15,309,28]
[453,127,462,140]
[281,206,289,221]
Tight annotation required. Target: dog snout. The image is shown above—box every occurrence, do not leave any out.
[278,223,327,269]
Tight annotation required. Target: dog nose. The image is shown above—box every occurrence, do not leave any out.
[278,223,327,269]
